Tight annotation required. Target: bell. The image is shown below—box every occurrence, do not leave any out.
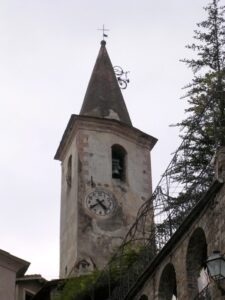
[112,158,122,177]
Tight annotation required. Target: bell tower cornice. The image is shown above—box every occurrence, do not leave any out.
[54,115,157,161]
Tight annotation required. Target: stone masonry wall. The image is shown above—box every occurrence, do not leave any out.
[134,181,225,300]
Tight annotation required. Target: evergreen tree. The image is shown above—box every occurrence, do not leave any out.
[160,0,225,233]
[171,0,225,191]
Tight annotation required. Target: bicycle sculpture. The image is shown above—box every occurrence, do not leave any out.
[114,66,130,89]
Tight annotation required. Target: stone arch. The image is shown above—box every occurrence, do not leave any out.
[186,227,208,298]
[158,263,177,300]
[111,144,127,181]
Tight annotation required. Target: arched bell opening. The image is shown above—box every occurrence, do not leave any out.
[111,144,127,181]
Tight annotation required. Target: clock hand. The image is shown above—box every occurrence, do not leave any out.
[90,202,99,209]
[90,199,106,209]
[96,199,107,210]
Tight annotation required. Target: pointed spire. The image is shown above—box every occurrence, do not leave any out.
[79,40,132,126]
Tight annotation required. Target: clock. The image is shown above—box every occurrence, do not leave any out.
[86,189,116,216]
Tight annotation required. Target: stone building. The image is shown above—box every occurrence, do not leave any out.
[0,249,45,300]
[54,40,157,278]
[16,274,46,300]
[0,249,29,300]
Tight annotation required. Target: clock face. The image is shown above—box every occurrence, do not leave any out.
[86,190,115,216]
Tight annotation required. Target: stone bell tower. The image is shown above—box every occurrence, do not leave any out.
[54,40,157,278]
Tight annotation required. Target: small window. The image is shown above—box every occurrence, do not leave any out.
[112,144,126,181]
[66,155,72,187]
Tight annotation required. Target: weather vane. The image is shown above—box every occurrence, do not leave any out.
[114,66,130,89]
[98,24,109,40]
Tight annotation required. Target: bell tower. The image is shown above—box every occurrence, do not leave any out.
[54,40,157,278]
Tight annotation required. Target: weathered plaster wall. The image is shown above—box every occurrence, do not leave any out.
[0,265,16,300]
[60,136,79,278]
[59,119,154,278]
[76,128,152,271]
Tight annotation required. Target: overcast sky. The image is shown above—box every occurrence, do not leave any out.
[0,0,207,279]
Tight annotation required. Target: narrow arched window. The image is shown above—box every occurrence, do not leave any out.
[66,155,72,187]
[111,144,126,181]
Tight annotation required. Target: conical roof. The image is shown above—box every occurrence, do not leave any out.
[79,40,132,126]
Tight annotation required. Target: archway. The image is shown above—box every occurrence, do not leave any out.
[186,227,209,298]
[158,263,177,300]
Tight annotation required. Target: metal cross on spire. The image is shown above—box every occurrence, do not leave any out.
[98,24,109,40]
